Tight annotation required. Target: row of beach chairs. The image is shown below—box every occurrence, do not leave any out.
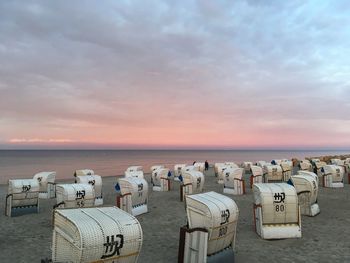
[5,158,349,262]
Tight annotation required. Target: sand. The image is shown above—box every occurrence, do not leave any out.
[0,167,349,263]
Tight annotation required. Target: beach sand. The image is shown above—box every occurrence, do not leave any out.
[0,167,349,262]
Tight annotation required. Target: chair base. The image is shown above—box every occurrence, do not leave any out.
[257,224,302,239]
[132,204,148,216]
[223,188,243,195]
[94,198,103,206]
[324,182,344,188]
[309,203,320,216]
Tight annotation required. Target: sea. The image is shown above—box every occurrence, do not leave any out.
[0,149,349,184]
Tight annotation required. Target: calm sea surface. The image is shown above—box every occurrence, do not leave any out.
[0,150,349,183]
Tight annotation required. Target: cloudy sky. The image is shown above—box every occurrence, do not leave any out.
[1,0,350,149]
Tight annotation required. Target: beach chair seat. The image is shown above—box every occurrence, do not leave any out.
[280,161,293,181]
[291,172,320,216]
[116,177,148,216]
[55,184,95,209]
[180,170,204,202]
[33,171,56,199]
[5,179,40,217]
[320,165,344,188]
[250,165,263,188]
[253,183,301,239]
[52,206,142,263]
[152,168,171,191]
[76,174,103,206]
[178,191,239,263]
[223,168,245,195]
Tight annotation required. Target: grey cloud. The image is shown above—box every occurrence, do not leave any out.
[0,0,350,144]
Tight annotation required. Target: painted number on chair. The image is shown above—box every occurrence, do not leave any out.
[76,200,84,207]
[196,177,201,189]
[22,185,31,192]
[76,190,86,199]
[218,226,228,237]
[88,180,95,186]
[273,192,285,212]
[220,209,230,225]
[101,234,124,259]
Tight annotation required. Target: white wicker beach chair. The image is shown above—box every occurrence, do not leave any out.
[52,206,143,263]
[55,184,95,209]
[223,168,245,195]
[241,162,253,172]
[214,163,225,176]
[280,161,293,181]
[152,168,171,192]
[299,160,313,172]
[253,183,301,239]
[330,159,344,166]
[217,164,237,184]
[320,165,344,188]
[256,161,268,167]
[263,164,283,182]
[116,177,148,216]
[76,174,103,206]
[250,165,263,188]
[180,170,204,202]
[5,179,40,217]
[33,171,56,199]
[314,161,327,182]
[178,191,239,262]
[174,164,187,181]
[291,172,320,216]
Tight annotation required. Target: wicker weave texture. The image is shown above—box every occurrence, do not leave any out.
[263,165,283,182]
[185,191,239,256]
[152,168,169,187]
[183,171,204,194]
[253,183,298,224]
[52,206,143,263]
[76,175,103,199]
[56,184,95,208]
[223,168,243,189]
[118,178,148,209]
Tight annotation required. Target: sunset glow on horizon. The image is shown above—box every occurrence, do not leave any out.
[1,1,350,150]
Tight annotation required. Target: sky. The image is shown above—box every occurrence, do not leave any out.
[0,0,350,150]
